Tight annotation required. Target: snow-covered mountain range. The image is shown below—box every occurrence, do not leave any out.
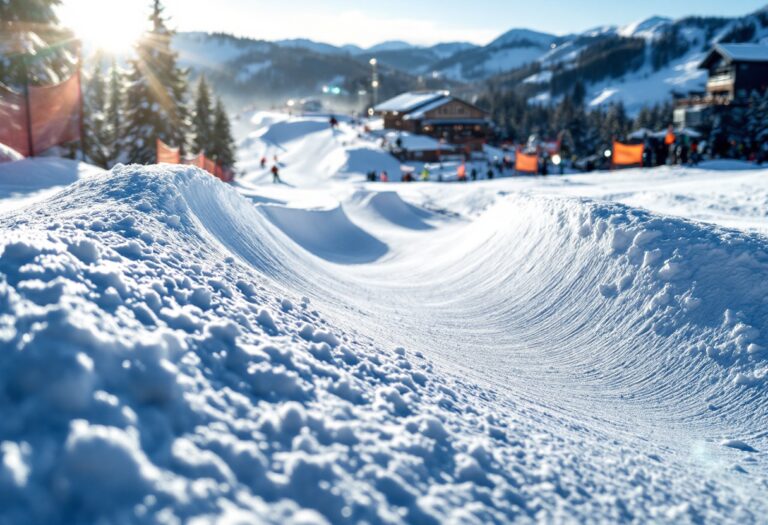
[173,6,768,113]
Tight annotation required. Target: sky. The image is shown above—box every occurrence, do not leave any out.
[58,0,764,48]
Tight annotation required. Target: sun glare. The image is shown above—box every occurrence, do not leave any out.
[59,1,147,54]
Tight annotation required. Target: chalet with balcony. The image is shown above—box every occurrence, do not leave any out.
[700,43,768,101]
[374,91,492,152]
[674,43,768,128]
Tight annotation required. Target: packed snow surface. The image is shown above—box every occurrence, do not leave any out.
[1,116,768,523]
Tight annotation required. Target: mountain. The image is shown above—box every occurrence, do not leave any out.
[171,7,768,114]
[172,33,457,110]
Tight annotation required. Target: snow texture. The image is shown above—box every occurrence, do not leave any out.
[0,115,767,523]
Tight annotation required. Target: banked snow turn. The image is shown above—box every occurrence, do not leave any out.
[0,165,766,524]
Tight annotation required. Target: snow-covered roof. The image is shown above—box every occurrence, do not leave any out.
[374,91,449,113]
[701,44,768,68]
[402,97,453,120]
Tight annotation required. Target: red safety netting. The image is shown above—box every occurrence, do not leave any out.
[156,139,181,164]
[0,73,81,157]
[0,84,29,156]
[159,145,233,183]
[30,73,81,154]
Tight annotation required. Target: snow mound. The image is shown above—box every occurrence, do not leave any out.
[259,204,388,263]
[454,194,768,412]
[0,142,23,164]
[238,116,400,185]
[350,190,435,230]
[1,164,766,523]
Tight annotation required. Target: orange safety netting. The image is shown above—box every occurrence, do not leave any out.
[515,149,539,173]
[0,72,81,157]
[156,139,180,164]
[612,142,644,167]
[158,144,233,183]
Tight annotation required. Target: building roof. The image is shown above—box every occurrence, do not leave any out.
[403,97,454,120]
[374,91,449,113]
[700,43,768,69]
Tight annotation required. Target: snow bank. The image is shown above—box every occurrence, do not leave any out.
[0,142,23,164]
[1,163,766,523]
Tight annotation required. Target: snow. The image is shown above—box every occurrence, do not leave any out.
[374,91,448,113]
[235,60,272,83]
[0,142,23,164]
[1,115,768,523]
[715,43,768,63]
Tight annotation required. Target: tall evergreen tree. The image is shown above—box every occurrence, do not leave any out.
[104,58,125,166]
[210,98,236,168]
[123,0,189,164]
[0,0,72,87]
[83,52,111,167]
[191,76,213,154]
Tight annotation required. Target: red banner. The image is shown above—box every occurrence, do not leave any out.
[612,142,644,167]
[156,139,181,164]
[515,148,539,173]
[0,72,81,157]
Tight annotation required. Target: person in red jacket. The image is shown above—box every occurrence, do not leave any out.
[271,165,281,184]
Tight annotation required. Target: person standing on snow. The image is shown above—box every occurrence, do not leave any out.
[380,171,389,183]
[420,167,430,181]
[471,167,477,181]
[260,156,267,169]
[271,165,281,184]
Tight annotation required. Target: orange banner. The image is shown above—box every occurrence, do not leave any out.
[156,139,181,164]
[515,149,539,173]
[612,142,644,167]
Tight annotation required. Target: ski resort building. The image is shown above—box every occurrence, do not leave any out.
[675,43,768,128]
[374,91,493,152]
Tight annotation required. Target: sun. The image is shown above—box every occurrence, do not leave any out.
[58,0,148,54]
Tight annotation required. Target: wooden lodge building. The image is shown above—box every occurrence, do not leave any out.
[674,43,768,128]
[374,91,493,152]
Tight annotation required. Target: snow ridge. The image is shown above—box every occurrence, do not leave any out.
[0,165,766,523]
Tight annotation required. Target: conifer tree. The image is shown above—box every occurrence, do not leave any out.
[210,98,236,168]
[83,52,111,167]
[192,76,213,154]
[104,58,125,166]
[123,0,189,164]
[0,0,72,86]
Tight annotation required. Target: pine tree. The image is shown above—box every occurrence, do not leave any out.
[83,52,111,167]
[123,0,189,164]
[210,98,236,168]
[0,0,72,87]
[104,58,125,166]
[191,76,213,154]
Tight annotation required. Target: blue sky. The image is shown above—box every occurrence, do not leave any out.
[60,0,763,48]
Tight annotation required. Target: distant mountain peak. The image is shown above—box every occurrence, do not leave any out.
[489,28,557,48]
[618,16,672,38]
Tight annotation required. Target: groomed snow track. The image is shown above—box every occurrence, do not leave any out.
[0,165,766,524]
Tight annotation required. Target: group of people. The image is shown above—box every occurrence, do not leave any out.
[261,155,282,183]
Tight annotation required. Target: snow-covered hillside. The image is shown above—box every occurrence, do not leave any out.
[173,6,768,114]
[2,115,768,524]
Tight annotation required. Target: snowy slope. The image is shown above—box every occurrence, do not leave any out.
[2,114,768,522]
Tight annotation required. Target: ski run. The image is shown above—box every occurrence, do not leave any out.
[1,113,767,524]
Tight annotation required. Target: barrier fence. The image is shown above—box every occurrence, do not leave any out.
[0,71,82,157]
[157,139,234,183]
